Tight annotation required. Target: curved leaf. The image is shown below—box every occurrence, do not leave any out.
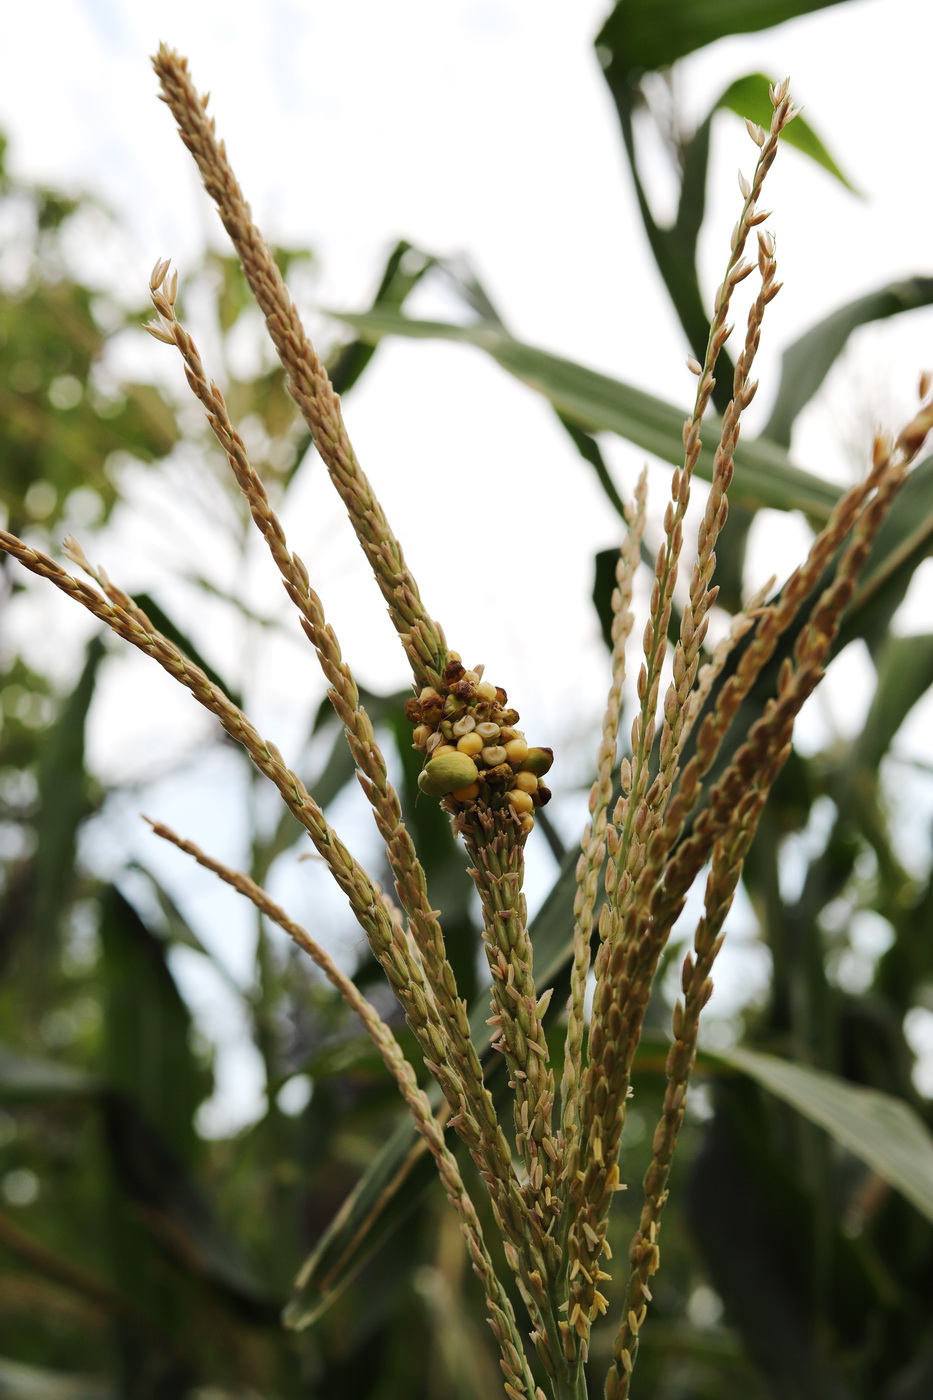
[332,308,842,519]
[838,451,933,653]
[764,277,933,446]
[721,1047,933,1223]
[718,73,857,191]
[596,0,850,77]
[856,633,933,772]
[34,634,104,951]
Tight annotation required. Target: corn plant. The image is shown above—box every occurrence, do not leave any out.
[2,47,932,1400]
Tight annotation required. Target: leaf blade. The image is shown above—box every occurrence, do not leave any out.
[720,1047,933,1223]
[331,309,842,519]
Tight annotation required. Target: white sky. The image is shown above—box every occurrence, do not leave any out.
[4,0,933,1130]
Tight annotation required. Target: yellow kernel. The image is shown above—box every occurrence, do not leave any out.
[419,686,441,703]
[520,814,535,834]
[513,770,537,794]
[481,744,507,765]
[504,738,529,764]
[462,670,479,684]
[475,721,500,741]
[432,743,457,758]
[452,780,481,801]
[476,680,497,702]
[412,724,432,749]
[506,788,534,815]
[457,733,484,756]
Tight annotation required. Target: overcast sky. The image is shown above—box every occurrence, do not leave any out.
[5,0,933,1128]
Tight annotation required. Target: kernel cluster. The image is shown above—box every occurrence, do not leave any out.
[406,654,552,835]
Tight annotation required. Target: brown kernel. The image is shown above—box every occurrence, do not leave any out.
[533,784,552,807]
[443,657,466,685]
[404,697,422,725]
[452,679,476,702]
[482,762,513,783]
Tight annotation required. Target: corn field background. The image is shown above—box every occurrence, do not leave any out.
[3,2,933,1398]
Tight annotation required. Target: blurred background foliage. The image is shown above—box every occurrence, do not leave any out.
[2,2,933,1397]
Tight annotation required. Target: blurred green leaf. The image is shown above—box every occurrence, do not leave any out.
[100,1095,278,1316]
[721,1047,933,1223]
[0,1358,113,1400]
[685,1075,871,1400]
[765,277,933,447]
[329,241,438,397]
[133,593,241,711]
[284,1115,434,1330]
[99,885,205,1167]
[332,309,842,518]
[838,452,933,654]
[855,633,933,773]
[596,0,850,76]
[34,636,104,952]
[0,1044,100,1100]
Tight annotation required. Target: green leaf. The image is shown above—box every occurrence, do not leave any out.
[0,1358,113,1400]
[328,241,437,397]
[764,277,933,446]
[34,634,104,951]
[99,885,205,1168]
[838,452,933,654]
[596,0,850,77]
[717,73,857,191]
[855,633,933,772]
[283,1113,436,1329]
[130,862,247,1002]
[720,1047,933,1224]
[101,1094,278,1316]
[685,1075,873,1399]
[0,1043,101,1099]
[331,309,842,519]
[133,591,242,710]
